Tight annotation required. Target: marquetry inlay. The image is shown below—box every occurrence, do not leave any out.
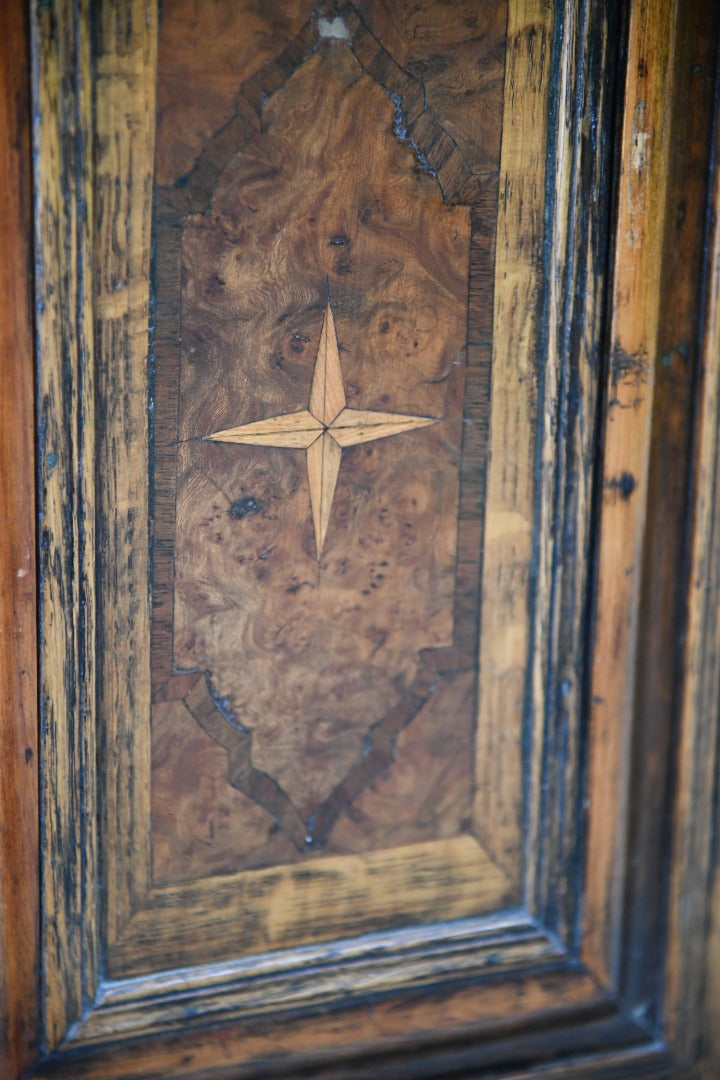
[207,302,437,557]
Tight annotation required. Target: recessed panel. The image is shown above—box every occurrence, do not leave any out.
[149,0,507,887]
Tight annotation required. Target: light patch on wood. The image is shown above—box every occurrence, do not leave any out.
[309,304,346,426]
[306,431,342,557]
[329,409,436,448]
[208,409,323,448]
[318,16,351,42]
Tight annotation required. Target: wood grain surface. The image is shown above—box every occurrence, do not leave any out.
[93,0,157,950]
[0,1,38,1074]
[527,0,621,945]
[149,1,506,881]
[24,0,720,1075]
[666,6,720,1061]
[474,0,553,883]
[31,967,611,1079]
[33,0,99,1050]
[207,302,438,557]
[584,0,678,987]
[622,0,720,1036]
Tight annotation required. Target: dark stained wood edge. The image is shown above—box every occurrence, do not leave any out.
[586,0,720,1068]
[665,13,720,1070]
[474,0,553,880]
[93,0,156,948]
[585,0,679,990]
[526,0,622,945]
[620,0,720,1030]
[0,0,39,1075]
[28,966,656,1079]
[32,1035,672,1080]
[31,0,99,1054]
[68,917,562,1047]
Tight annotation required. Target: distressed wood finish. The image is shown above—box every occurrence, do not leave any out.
[0,2,39,1075]
[623,0,720,1029]
[526,0,621,945]
[585,0,678,986]
[16,0,720,1076]
[93,0,157,950]
[474,0,553,882]
[33,0,98,1050]
[585,0,720,1006]
[33,968,614,1078]
[667,19,720,1063]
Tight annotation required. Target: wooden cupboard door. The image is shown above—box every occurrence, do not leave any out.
[9,0,720,1075]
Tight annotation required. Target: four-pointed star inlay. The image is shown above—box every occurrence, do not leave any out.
[207,303,438,558]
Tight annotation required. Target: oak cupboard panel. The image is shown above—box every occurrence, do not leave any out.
[2,0,719,1075]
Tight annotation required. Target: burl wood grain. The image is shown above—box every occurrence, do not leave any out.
[156,43,469,876]
[155,0,315,186]
[151,2,505,882]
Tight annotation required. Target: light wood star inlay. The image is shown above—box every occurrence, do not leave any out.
[208,303,438,558]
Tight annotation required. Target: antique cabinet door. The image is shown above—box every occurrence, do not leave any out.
[4,0,720,1076]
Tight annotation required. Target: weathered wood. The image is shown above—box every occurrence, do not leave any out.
[527,0,620,944]
[31,968,610,1078]
[70,918,559,1046]
[93,0,157,947]
[32,0,98,1050]
[0,1,39,1074]
[584,0,678,987]
[111,835,510,976]
[18,0,720,1075]
[474,0,553,881]
[623,0,720,1026]
[666,13,720,1060]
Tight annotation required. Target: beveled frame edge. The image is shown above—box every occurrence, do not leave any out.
[524,0,622,944]
[33,983,666,1080]
[28,0,708,1076]
[67,916,561,1047]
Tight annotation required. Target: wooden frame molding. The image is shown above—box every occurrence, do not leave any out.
[0,1,39,1074]
[10,0,719,1075]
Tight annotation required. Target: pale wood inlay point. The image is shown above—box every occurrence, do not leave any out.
[306,430,343,556]
[309,303,346,426]
[208,302,439,557]
[207,409,322,448]
[329,408,436,448]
